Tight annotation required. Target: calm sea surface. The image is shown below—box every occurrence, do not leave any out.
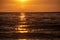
[0,12,60,40]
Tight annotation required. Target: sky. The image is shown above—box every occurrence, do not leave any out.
[0,0,60,12]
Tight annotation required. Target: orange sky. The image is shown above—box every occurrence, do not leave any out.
[0,0,60,12]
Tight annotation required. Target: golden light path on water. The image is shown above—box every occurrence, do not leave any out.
[18,39,27,40]
[15,12,29,33]
[15,13,40,40]
[18,39,40,40]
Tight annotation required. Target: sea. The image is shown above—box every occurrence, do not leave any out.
[0,12,60,40]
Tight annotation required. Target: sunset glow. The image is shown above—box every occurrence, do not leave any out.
[0,0,60,12]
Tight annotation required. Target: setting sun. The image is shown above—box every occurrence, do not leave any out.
[19,0,28,3]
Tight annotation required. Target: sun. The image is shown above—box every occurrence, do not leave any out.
[19,0,28,3]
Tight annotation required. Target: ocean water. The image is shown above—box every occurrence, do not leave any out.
[0,12,60,40]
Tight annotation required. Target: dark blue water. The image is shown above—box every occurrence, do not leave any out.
[0,12,60,40]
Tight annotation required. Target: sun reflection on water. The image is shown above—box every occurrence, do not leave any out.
[17,25,29,27]
[15,12,29,33]
[20,12,26,21]
[18,39,40,40]
[18,39,27,40]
